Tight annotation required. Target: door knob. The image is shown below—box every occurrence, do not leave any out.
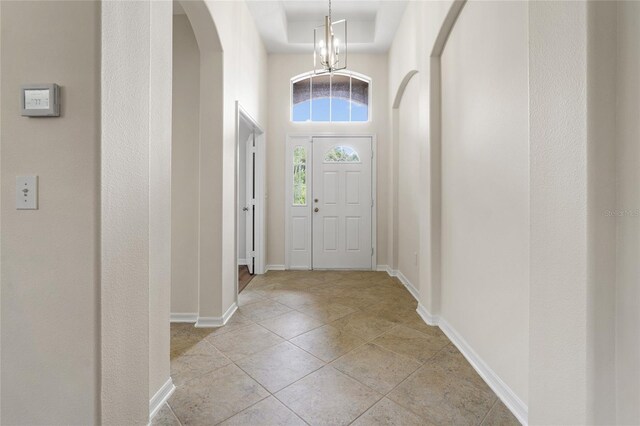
[242,207,249,211]
[314,198,319,203]
[314,207,319,213]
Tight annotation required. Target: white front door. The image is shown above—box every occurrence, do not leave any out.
[312,137,372,269]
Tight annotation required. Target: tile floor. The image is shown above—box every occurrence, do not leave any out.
[153,271,520,426]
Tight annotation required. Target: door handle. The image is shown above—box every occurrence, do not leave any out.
[314,207,319,213]
[242,207,249,212]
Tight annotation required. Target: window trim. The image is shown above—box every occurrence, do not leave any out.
[290,70,372,124]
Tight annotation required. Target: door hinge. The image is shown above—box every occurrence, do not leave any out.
[371,199,374,208]
[371,151,374,159]
[371,248,374,256]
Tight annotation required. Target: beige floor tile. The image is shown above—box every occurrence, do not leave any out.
[236,342,324,393]
[237,289,265,307]
[268,289,329,309]
[330,311,397,341]
[151,403,180,426]
[327,289,384,310]
[171,339,232,386]
[401,312,448,338]
[351,398,430,426]
[219,396,306,426]
[259,310,324,339]
[169,364,269,425]
[296,301,357,323]
[372,325,449,363]
[306,283,349,298]
[290,324,365,362]
[331,343,421,394]
[363,302,418,324]
[238,299,293,322]
[207,323,284,361]
[387,346,496,426]
[275,366,382,426]
[481,400,521,426]
[171,314,254,349]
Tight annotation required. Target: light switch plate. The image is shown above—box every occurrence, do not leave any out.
[16,176,38,210]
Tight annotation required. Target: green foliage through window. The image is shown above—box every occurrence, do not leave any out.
[324,146,360,162]
[293,146,306,205]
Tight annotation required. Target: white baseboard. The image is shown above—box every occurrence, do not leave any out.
[395,270,419,302]
[149,377,175,421]
[238,258,248,266]
[170,313,198,323]
[415,303,528,425]
[195,302,238,328]
[377,265,419,303]
[416,303,439,326]
[265,264,285,272]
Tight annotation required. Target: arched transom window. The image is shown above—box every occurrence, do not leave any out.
[291,72,370,123]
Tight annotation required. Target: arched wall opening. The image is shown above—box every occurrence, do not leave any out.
[389,70,419,292]
[173,1,226,325]
[413,0,529,423]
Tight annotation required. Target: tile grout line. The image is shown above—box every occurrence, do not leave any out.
[379,342,454,421]
[171,271,486,425]
[477,398,499,426]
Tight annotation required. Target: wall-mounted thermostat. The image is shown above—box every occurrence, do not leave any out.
[21,83,60,117]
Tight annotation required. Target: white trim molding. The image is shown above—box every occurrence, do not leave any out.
[415,304,528,425]
[170,313,198,323]
[195,302,238,328]
[265,264,286,272]
[377,266,420,303]
[149,377,175,421]
[395,270,419,302]
[416,303,439,326]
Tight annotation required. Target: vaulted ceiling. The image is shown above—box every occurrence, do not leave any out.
[245,1,408,53]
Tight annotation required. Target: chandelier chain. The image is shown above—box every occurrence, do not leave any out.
[329,0,332,25]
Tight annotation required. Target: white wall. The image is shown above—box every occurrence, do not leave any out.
[440,0,529,406]
[387,0,452,313]
[615,2,640,422]
[267,54,389,268]
[102,0,172,423]
[206,0,268,312]
[148,0,173,404]
[0,1,100,423]
[396,74,420,286]
[171,14,200,315]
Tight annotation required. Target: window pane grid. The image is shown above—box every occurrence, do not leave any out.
[291,73,369,123]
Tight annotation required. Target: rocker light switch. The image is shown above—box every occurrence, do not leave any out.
[16,176,38,210]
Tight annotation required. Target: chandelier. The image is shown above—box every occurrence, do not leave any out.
[313,0,347,74]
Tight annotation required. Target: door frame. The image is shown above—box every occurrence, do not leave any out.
[236,102,266,299]
[285,133,377,270]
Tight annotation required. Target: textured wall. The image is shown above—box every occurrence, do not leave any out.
[615,2,640,422]
[0,1,100,423]
[440,0,529,406]
[529,2,589,423]
[171,14,200,315]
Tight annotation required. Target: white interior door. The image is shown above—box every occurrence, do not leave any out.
[245,132,255,273]
[312,137,372,269]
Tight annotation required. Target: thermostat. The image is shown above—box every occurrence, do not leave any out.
[21,83,60,117]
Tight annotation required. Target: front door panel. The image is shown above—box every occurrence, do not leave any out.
[312,137,372,269]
